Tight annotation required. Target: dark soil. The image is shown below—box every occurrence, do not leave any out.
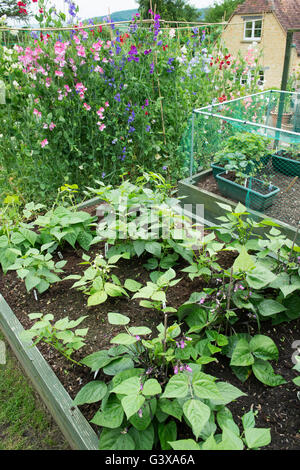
[0,203,300,450]
[197,163,300,227]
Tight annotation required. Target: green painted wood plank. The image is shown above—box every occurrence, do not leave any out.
[0,294,99,451]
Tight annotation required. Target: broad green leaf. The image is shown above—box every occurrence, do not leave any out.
[112,376,141,395]
[99,427,135,450]
[91,396,124,429]
[25,274,41,292]
[169,439,200,450]
[112,368,145,387]
[80,350,113,371]
[246,266,276,290]
[128,326,152,336]
[192,373,222,401]
[121,394,145,420]
[217,408,240,436]
[133,240,146,257]
[104,282,127,297]
[161,374,189,398]
[110,333,138,346]
[293,377,300,386]
[124,279,143,292]
[128,423,154,450]
[158,420,177,450]
[213,382,247,405]
[249,335,279,361]
[87,290,107,306]
[232,246,256,273]
[145,241,161,258]
[242,410,256,430]
[73,381,107,406]
[244,428,271,449]
[258,299,287,318]
[252,359,286,387]
[103,357,134,376]
[230,338,254,367]
[218,427,244,450]
[108,312,130,325]
[142,379,162,396]
[158,398,183,421]
[129,400,155,431]
[183,399,210,439]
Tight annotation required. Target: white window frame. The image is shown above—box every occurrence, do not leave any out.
[243,18,262,41]
[236,69,265,87]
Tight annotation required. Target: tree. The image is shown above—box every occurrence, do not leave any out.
[138,0,200,22]
[204,0,244,23]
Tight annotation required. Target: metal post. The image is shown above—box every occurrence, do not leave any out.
[275,30,294,145]
[190,111,195,178]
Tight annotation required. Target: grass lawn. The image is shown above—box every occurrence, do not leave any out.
[0,331,70,450]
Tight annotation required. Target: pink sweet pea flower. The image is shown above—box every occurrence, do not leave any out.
[33,108,41,118]
[41,139,48,148]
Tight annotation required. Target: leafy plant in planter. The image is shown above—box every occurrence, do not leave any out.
[74,313,271,450]
[222,333,286,386]
[34,205,98,252]
[64,252,130,306]
[272,144,300,177]
[215,151,280,212]
[89,175,197,269]
[211,132,272,178]
[6,246,67,294]
[20,313,88,366]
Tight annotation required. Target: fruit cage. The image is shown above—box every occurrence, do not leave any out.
[178,89,300,224]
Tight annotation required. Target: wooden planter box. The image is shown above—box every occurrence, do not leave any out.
[215,172,280,212]
[272,153,300,177]
[178,169,300,245]
[0,197,103,451]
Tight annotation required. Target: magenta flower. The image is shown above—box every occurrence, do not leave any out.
[33,108,41,118]
[40,139,48,148]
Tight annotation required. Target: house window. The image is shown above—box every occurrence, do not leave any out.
[237,69,265,87]
[244,18,262,40]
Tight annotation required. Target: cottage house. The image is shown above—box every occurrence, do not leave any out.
[221,0,300,89]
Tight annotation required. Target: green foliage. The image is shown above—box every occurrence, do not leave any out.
[7,247,66,294]
[75,315,250,450]
[87,174,197,269]
[65,252,130,306]
[34,206,97,252]
[223,334,286,386]
[204,0,244,23]
[138,0,200,21]
[20,313,88,365]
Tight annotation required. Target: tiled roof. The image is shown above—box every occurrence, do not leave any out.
[234,0,300,55]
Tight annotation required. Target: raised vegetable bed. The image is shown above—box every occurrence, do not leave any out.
[178,169,300,244]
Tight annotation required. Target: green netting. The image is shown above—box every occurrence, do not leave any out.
[179,90,300,227]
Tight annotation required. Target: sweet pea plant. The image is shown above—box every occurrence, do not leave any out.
[0,0,263,203]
